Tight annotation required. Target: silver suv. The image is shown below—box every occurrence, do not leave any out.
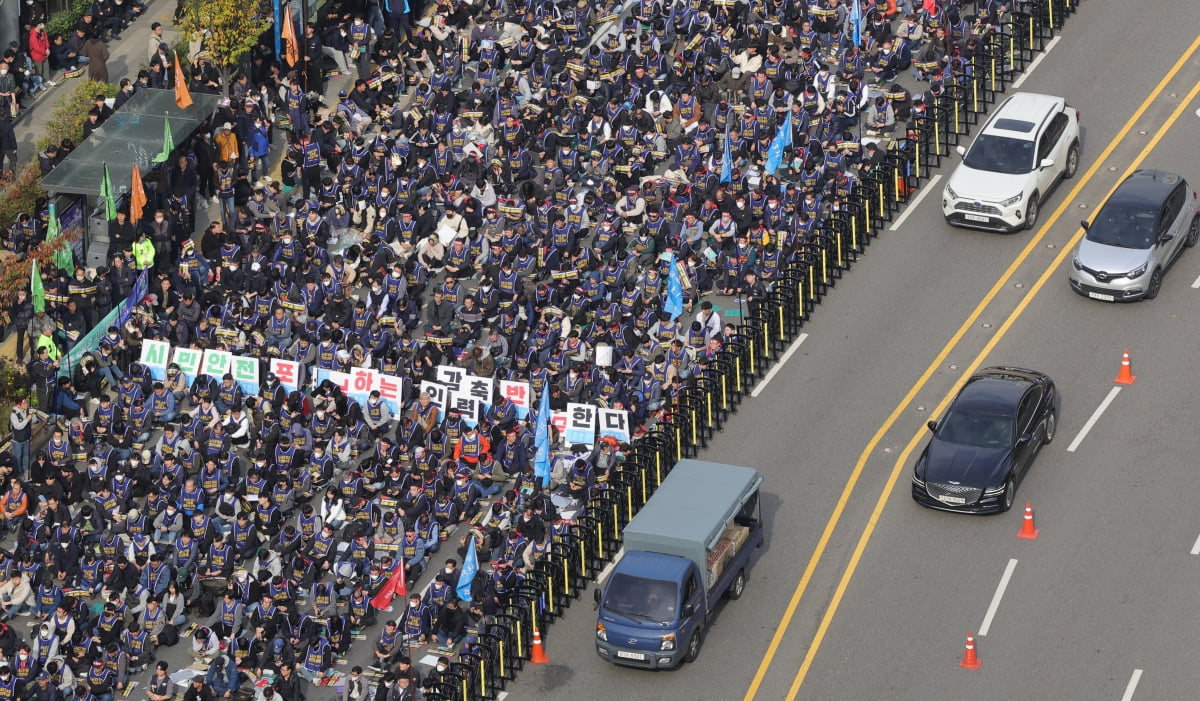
[1069,170,1200,301]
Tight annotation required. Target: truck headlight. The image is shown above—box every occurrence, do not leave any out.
[1000,191,1023,207]
[596,623,607,642]
[660,633,676,651]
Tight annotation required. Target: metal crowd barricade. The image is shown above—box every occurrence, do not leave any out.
[694,375,726,430]
[734,323,765,380]
[712,351,742,410]
[941,84,970,143]
[885,139,916,207]
[550,538,584,599]
[459,650,493,700]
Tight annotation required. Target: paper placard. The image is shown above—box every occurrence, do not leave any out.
[269,358,301,393]
[140,339,170,380]
[598,408,630,443]
[564,403,596,447]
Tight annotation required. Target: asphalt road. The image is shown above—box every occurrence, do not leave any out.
[515,2,1200,700]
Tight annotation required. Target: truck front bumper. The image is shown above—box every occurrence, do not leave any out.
[596,640,681,669]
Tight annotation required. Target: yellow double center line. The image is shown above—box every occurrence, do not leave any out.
[744,33,1200,701]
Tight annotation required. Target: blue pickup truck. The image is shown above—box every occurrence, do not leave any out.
[594,459,764,669]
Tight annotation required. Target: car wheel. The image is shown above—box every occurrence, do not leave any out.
[727,569,746,600]
[1001,477,1016,512]
[683,631,703,664]
[1145,267,1163,300]
[1064,141,1080,179]
[1186,215,1199,248]
[1023,194,1040,230]
[1043,410,1057,445]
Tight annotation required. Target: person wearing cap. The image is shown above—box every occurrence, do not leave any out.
[184,674,216,701]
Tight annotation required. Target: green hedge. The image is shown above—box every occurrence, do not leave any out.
[46,0,94,39]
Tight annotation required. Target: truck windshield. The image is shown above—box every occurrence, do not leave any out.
[603,574,679,624]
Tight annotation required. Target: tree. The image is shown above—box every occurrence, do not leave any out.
[178,0,271,101]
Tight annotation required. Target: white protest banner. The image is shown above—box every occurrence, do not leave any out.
[420,381,448,409]
[447,392,482,427]
[172,347,203,386]
[269,358,301,393]
[500,380,531,418]
[436,365,465,393]
[598,408,631,443]
[201,349,233,380]
[564,403,597,447]
[230,355,260,396]
[139,339,170,380]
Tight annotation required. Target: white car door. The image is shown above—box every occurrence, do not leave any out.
[1034,113,1068,197]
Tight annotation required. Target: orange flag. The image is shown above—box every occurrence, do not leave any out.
[281,6,299,67]
[174,52,193,109]
[129,163,148,220]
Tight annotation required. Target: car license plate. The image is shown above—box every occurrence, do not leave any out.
[616,651,645,660]
[963,214,990,222]
[1088,291,1115,302]
[938,495,967,505]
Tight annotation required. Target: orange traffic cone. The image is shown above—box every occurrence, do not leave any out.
[1114,349,1136,385]
[530,620,549,664]
[959,632,981,669]
[1017,502,1040,540]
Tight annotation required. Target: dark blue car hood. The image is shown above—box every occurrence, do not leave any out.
[922,438,1010,488]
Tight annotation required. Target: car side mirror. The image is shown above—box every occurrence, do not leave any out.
[1160,233,1175,244]
[926,420,938,432]
[1019,433,1034,443]
[681,603,695,618]
[955,145,966,158]
[1080,220,1090,231]
[1040,158,1055,170]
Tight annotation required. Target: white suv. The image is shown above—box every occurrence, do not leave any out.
[942,92,1080,232]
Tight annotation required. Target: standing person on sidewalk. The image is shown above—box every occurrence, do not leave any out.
[0,62,18,119]
[0,117,17,174]
[28,22,54,88]
[147,22,165,62]
[9,289,33,362]
[83,38,109,83]
[9,397,33,481]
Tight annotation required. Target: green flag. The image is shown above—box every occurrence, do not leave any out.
[48,203,73,271]
[30,259,44,314]
[154,117,173,163]
[99,164,117,221]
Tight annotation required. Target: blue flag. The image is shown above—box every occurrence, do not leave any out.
[456,537,478,602]
[720,122,733,184]
[533,383,551,486]
[850,0,862,48]
[765,112,793,175]
[664,252,684,319]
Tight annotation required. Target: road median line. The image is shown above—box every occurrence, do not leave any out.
[1066,386,1122,453]
[977,558,1018,637]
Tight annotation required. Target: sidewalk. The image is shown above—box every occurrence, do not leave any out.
[12,0,181,163]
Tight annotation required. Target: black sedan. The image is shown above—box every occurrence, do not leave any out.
[912,367,1060,514]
